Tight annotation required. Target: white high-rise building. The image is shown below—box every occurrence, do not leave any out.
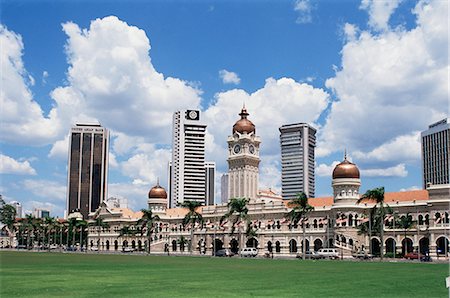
[227,108,260,200]
[421,118,450,188]
[10,201,22,218]
[279,123,316,199]
[170,110,207,207]
[67,122,109,219]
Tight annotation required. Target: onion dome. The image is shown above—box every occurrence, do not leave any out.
[332,155,360,179]
[148,181,167,199]
[233,107,255,134]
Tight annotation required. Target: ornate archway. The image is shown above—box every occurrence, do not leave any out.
[402,238,413,255]
[246,238,258,248]
[314,239,323,251]
[289,239,298,253]
[230,239,239,254]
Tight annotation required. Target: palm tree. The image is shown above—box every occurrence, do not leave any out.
[43,217,57,251]
[138,209,159,254]
[221,197,250,252]
[177,236,188,253]
[286,192,314,260]
[0,202,17,248]
[357,187,387,260]
[90,217,109,253]
[68,217,78,250]
[180,201,204,254]
[76,220,88,252]
[397,213,415,255]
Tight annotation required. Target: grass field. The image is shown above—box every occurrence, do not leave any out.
[0,251,448,297]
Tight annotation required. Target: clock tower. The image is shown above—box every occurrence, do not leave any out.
[227,107,261,200]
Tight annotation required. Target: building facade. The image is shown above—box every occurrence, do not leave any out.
[279,123,316,199]
[67,123,109,219]
[227,108,261,200]
[421,118,450,188]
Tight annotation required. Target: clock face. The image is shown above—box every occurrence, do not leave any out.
[233,144,241,154]
[249,145,255,154]
[188,110,198,119]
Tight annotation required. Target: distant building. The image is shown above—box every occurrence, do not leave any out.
[33,208,50,218]
[279,123,316,199]
[67,122,109,219]
[221,174,229,204]
[169,110,207,207]
[9,201,22,218]
[421,118,450,188]
[205,162,216,205]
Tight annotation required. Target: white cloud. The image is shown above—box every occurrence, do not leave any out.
[294,0,315,24]
[360,0,402,31]
[258,155,281,194]
[204,77,329,171]
[400,185,420,192]
[42,71,49,84]
[316,160,341,177]
[121,145,171,186]
[353,132,421,163]
[320,0,448,165]
[0,154,37,175]
[22,179,66,201]
[219,69,241,85]
[0,25,59,145]
[361,163,407,177]
[48,134,69,159]
[108,182,150,211]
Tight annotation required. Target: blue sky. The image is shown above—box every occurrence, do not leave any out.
[1,0,448,218]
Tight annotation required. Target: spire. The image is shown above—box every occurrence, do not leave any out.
[344,149,347,160]
[156,177,160,187]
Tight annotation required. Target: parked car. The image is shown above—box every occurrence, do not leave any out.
[122,247,134,253]
[404,252,422,260]
[90,246,99,251]
[16,245,27,250]
[215,249,234,257]
[296,251,323,259]
[352,251,373,260]
[317,248,339,259]
[240,247,258,257]
[66,246,77,251]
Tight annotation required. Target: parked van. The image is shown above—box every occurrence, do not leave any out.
[317,248,339,259]
[240,247,258,257]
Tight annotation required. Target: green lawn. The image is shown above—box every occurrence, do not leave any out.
[0,251,448,297]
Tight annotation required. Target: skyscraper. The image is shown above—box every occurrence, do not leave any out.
[9,201,22,218]
[67,123,109,219]
[421,118,450,188]
[279,123,316,199]
[205,162,216,205]
[170,110,207,207]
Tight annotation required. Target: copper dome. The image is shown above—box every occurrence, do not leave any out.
[233,108,255,134]
[148,183,167,199]
[332,158,360,179]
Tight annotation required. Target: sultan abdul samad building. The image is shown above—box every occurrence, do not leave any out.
[87,108,450,258]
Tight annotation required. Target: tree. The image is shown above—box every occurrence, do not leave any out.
[0,203,17,248]
[138,209,159,254]
[76,220,88,251]
[90,217,109,253]
[221,197,250,253]
[286,192,314,260]
[180,201,204,255]
[357,187,387,260]
[397,213,415,254]
[43,217,57,251]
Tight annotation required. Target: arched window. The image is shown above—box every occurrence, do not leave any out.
[123,240,128,248]
[425,214,430,225]
[289,239,297,253]
[348,239,353,247]
[348,214,353,227]
[106,240,110,250]
[267,241,273,253]
[172,240,177,251]
[114,240,118,251]
[418,215,424,225]
[313,219,318,229]
[445,212,449,224]
[131,240,136,249]
[275,241,281,253]
[276,221,281,229]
